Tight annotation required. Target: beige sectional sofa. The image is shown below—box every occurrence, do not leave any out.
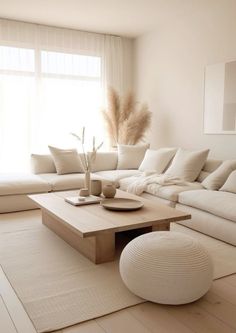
[0,149,235,246]
[0,152,141,213]
[177,190,236,246]
[0,173,51,213]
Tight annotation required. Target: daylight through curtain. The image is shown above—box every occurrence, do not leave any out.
[0,19,127,171]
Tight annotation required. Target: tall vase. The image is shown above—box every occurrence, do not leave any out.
[84,170,91,195]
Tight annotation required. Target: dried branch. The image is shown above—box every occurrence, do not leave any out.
[71,129,103,171]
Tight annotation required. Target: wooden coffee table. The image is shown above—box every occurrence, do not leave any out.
[29,190,191,264]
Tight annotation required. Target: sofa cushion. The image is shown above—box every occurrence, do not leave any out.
[117,144,149,170]
[165,148,209,182]
[38,173,86,191]
[49,146,84,175]
[0,173,51,195]
[220,170,236,194]
[0,194,38,213]
[119,176,203,202]
[202,160,236,190]
[146,182,203,202]
[138,148,177,173]
[176,204,236,246]
[94,170,141,186]
[31,154,56,174]
[88,152,118,172]
[179,189,236,223]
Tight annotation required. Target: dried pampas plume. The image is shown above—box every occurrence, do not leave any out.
[102,87,151,146]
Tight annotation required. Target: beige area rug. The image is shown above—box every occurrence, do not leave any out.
[0,210,143,333]
[0,211,236,333]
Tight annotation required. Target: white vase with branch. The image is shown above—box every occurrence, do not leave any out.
[102,87,152,147]
[71,128,103,194]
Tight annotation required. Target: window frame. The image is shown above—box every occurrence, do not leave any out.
[0,43,102,83]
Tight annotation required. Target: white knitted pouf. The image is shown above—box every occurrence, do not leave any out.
[120,231,213,305]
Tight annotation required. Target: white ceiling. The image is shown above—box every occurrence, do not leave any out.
[0,0,184,38]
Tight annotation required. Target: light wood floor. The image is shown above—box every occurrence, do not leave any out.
[1,267,236,333]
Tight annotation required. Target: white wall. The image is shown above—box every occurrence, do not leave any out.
[134,2,236,159]
[204,63,225,133]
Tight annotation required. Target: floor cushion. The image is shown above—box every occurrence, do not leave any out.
[120,231,213,304]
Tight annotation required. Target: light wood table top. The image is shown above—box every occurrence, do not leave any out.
[29,189,191,238]
[29,190,191,264]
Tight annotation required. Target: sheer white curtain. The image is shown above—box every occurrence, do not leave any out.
[0,19,131,172]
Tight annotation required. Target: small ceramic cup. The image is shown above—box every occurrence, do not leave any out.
[91,179,102,196]
[102,184,116,198]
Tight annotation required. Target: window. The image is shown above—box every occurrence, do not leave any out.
[0,45,35,72]
[41,51,101,78]
[0,46,103,172]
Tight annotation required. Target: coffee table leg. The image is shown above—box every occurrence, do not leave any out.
[93,232,115,264]
[152,222,170,231]
[42,210,115,264]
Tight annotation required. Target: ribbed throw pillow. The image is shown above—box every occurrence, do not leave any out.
[49,146,84,175]
[165,148,209,182]
[139,148,177,173]
[202,160,236,190]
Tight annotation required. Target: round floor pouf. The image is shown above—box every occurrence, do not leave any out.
[120,231,213,305]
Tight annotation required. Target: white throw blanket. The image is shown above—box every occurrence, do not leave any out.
[127,172,186,195]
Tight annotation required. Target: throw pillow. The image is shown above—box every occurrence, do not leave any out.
[202,160,236,190]
[139,148,177,173]
[197,159,223,183]
[165,148,210,182]
[220,170,236,194]
[48,146,84,175]
[88,152,118,172]
[117,144,150,170]
[31,154,56,174]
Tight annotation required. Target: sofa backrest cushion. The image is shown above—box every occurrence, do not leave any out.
[31,154,56,174]
[202,160,236,190]
[197,159,223,182]
[117,144,149,170]
[88,152,118,172]
[139,148,177,173]
[219,170,236,194]
[48,146,84,175]
[164,148,209,182]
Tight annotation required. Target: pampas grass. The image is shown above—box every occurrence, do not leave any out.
[119,92,135,123]
[101,88,120,146]
[102,87,151,146]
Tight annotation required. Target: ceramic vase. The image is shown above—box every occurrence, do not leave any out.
[91,179,102,196]
[102,184,116,198]
[84,170,91,195]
